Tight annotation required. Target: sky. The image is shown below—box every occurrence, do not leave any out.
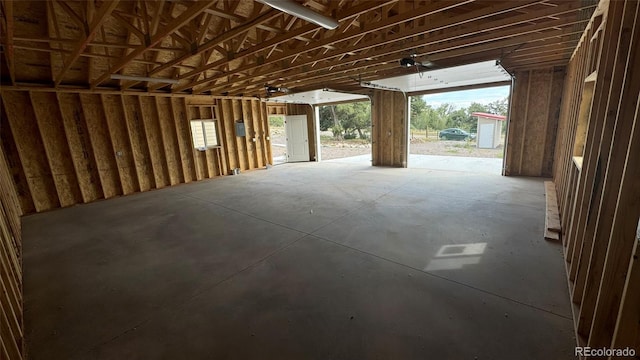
[420,85,510,109]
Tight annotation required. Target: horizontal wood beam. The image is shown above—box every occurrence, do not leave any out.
[2,0,15,84]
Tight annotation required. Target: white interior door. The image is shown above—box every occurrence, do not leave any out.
[285,115,309,162]
[478,123,494,148]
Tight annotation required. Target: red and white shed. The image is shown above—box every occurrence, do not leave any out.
[472,112,507,149]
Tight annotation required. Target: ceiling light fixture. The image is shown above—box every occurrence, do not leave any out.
[265,85,290,94]
[110,74,179,84]
[257,0,339,30]
[399,57,434,69]
[400,57,416,68]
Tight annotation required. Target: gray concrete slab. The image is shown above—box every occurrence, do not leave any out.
[326,154,503,174]
[23,161,573,359]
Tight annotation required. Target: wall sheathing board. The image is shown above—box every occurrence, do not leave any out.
[155,97,184,185]
[0,100,35,214]
[505,67,565,177]
[0,92,269,214]
[78,94,122,198]
[371,90,407,167]
[101,94,139,195]
[242,100,257,169]
[551,0,640,353]
[170,97,197,183]
[56,93,103,203]
[232,100,249,170]
[187,105,207,180]
[1,91,59,211]
[121,95,154,191]
[139,97,170,188]
[220,99,239,172]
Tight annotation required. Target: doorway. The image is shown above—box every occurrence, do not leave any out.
[268,115,287,165]
[285,115,310,162]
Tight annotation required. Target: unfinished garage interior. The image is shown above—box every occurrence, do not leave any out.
[1,0,639,358]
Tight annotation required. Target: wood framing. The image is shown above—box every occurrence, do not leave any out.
[1,1,594,96]
[552,0,640,354]
[3,1,640,359]
[0,90,270,214]
[504,67,564,176]
[371,90,407,167]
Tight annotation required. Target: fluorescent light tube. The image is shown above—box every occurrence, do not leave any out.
[257,0,338,30]
[110,74,180,84]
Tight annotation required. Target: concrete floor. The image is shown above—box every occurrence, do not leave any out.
[23,161,574,359]
[327,154,503,174]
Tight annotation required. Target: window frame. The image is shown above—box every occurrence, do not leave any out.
[190,118,221,150]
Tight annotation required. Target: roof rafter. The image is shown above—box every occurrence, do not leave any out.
[211,15,589,95]
[55,0,119,86]
[1,0,15,84]
[92,0,216,88]
[196,0,560,93]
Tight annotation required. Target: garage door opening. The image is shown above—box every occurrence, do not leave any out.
[408,86,510,174]
[317,100,372,163]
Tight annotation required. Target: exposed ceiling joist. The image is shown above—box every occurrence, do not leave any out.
[1,0,597,96]
[54,0,120,86]
[1,0,15,84]
[91,0,215,88]
[200,2,591,94]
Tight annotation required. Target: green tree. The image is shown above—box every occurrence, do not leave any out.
[268,115,284,127]
[468,102,488,115]
[487,97,509,116]
[335,101,371,139]
[318,106,333,131]
[446,108,471,130]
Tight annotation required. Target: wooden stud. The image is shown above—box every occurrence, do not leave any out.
[212,105,227,175]
[1,91,59,211]
[56,93,104,202]
[29,91,84,207]
[220,99,239,172]
[79,94,122,198]
[610,237,640,351]
[170,97,195,183]
[0,98,35,214]
[585,4,640,343]
[232,100,249,170]
[199,106,216,178]
[261,101,273,166]
[242,100,256,169]
[251,100,264,168]
[101,94,139,194]
[139,96,170,188]
[121,95,154,191]
[571,0,631,306]
[187,105,206,180]
[154,97,183,185]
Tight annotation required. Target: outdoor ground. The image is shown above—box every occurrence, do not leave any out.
[270,127,505,161]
